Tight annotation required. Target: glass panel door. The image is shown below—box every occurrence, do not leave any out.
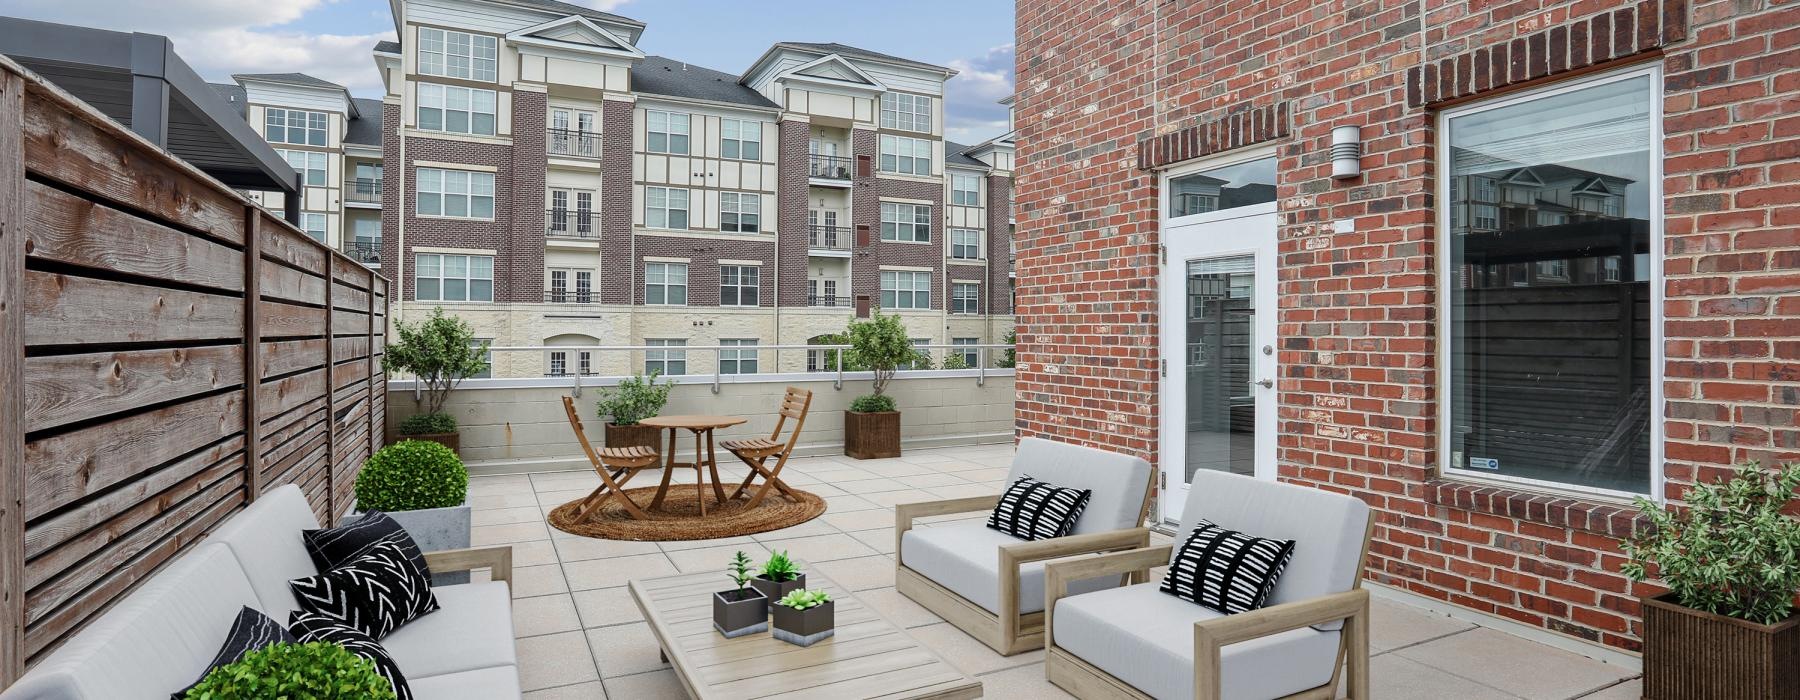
[1183,255,1257,481]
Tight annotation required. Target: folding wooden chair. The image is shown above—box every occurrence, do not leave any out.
[561,396,690,520]
[722,387,813,508]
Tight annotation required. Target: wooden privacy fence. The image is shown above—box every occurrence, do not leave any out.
[0,56,389,684]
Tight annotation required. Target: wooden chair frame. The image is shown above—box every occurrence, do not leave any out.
[893,469,1157,656]
[724,387,813,508]
[1041,517,1377,700]
[561,396,693,520]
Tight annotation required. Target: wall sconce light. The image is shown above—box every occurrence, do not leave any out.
[1331,125,1362,180]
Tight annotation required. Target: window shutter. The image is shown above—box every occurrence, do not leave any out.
[856,154,873,177]
[856,224,871,247]
[855,295,871,318]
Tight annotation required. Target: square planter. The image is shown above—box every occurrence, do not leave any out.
[844,410,900,460]
[345,500,472,586]
[396,432,459,456]
[1643,594,1800,699]
[750,573,806,616]
[605,422,663,452]
[772,600,834,647]
[713,588,769,639]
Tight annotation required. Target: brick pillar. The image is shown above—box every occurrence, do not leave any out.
[509,89,548,304]
[985,173,1013,315]
[850,126,880,304]
[778,119,811,306]
[600,97,635,305]
[380,102,403,299]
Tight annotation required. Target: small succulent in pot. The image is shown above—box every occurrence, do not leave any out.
[750,550,807,610]
[771,588,835,647]
[712,551,768,638]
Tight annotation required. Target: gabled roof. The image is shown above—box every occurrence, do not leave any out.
[232,72,346,91]
[781,53,886,92]
[492,0,644,29]
[775,42,951,73]
[633,56,778,110]
[944,140,988,169]
[344,98,385,146]
[506,15,644,60]
[373,40,401,54]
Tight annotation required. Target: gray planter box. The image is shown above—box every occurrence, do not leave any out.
[750,573,806,617]
[772,600,834,647]
[713,589,769,638]
[346,500,472,586]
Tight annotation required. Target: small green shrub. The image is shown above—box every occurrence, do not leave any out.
[760,550,801,582]
[726,550,755,594]
[849,394,896,413]
[355,440,468,512]
[596,371,674,425]
[182,641,395,700]
[1623,461,1800,624]
[941,353,971,370]
[397,412,457,436]
[775,588,832,610]
[996,329,1017,368]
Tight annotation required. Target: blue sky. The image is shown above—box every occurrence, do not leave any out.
[3,0,1017,143]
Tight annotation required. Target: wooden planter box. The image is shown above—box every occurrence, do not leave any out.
[398,432,459,455]
[1643,594,1800,699]
[844,411,900,460]
[605,423,663,452]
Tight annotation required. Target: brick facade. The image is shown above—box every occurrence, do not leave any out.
[777,119,812,306]
[1015,0,1794,652]
[507,90,548,303]
[600,97,636,305]
[397,135,517,302]
[985,174,1013,315]
[853,125,950,311]
[631,234,777,307]
[380,102,401,276]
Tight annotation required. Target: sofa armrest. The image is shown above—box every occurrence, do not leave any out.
[997,527,1151,651]
[1191,588,1371,700]
[423,546,514,587]
[1043,544,1172,652]
[894,494,1001,555]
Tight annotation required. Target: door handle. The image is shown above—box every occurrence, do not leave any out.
[1252,378,1273,389]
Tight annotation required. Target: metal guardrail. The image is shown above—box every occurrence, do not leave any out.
[344,240,381,265]
[543,290,598,303]
[808,154,852,180]
[346,178,382,205]
[808,225,852,252]
[805,295,852,308]
[545,208,598,238]
[548,128,600,158]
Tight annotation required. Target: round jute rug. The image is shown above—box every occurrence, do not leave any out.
[546,486,827,541]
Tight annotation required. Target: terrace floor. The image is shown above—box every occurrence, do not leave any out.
[467,444,1644,699]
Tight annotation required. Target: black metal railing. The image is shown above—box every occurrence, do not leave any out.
[808,153,852,180]
[547,128,600,158]
[808,225,852,252]
[806,294,852,308]
[346,178,382,205]
[543,290,598,304]
[344,240,381,265]
[545,208,598,237]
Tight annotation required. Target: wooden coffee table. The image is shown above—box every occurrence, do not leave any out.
[628,567,982,699]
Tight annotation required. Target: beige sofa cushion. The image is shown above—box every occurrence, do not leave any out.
[901,521,1116,614]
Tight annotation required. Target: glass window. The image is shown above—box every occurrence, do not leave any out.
[950,228,981,259]
[415,253,494,302]
[646,339,686,376]
[416,168,495,219]
[951,282,979,314]
[645,262,688,305]
[1168,157,1277,218]
[952,337,980,367]
[645,186,689,229]
[300,213,326,242]
[646,110,690,154]
[720,265,759,306]
[721,119,761,160]
[418,28,497,82]
[264,108,327,146]
[418,83,497,136]
[468,338,493,378]
[276,149,327,186]
[880,202,931,242]
[720,193,760,233]
[1444,69,1655,495]
[880,270,930,310]
[879,134,932,175]
[880,92,932,132]
[547,268,594,303]
[718,339,758,375]
[952,173,980,206]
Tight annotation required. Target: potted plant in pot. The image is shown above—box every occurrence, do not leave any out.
[714,551,769,638]
[182,642,396,700]
[771,588,835,647]
[348,439,471,585]
[841,310,928,460]
[750,550,806,608]
[1623,461,1800,699]
[383,307,489,454]
[596,370,674,451]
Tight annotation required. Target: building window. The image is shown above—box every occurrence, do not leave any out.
[417,83,497,136]
[718,339,758,374]
[1442,67,1656,495]
[950,229,981,259]
[418,28,498,82]
[808,278,839,307]
[721,119,761,160]
[547,349,593,377]
[300,213,327,242]
[1168,157,1277,218]
[469,338,493,378]
[720,265,759,306]
[879,134,931,175]
[952,173,980,206]
[416,168,495,219]
[646,339,686,376]
[415,253,494,302]
[276,149,327,186]
[720,192,760,233]
[547,268,593,303]
[952,337,979,367]
[900,338,931,370]
[265,108,327,146]
[880,92,932,132]
[548,189,595,235]
[646,110,690,154]
[880,270,930,310]
[645,262,688,305]
[951,282,979,314]
[645,187,689,229]
[880,202,930,242]
[548,351,567,377]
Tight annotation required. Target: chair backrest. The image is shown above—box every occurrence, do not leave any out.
[1175,471,1371,620]
[1005,437,1154,536]
[768,387,814,449]
[204,484,323,617]
[561,395,605,466]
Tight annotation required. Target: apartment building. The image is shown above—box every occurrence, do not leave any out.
[340,0,1015,379]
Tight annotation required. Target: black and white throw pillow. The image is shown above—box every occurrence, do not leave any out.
[172,606,295,699]
[986,475,1092,541]
[289,612,412,700]
[1160,519,1296,615]
[303,511,430,579]
[289,539,439,639]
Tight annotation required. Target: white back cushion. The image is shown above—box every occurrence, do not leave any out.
[0,544,259,700]
[1175,471,1370,612]
[203,485,322,617]
[1007,437,1154,535]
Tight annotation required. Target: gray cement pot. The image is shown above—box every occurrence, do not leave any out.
[750,573,806,616]
[346,500,472,586]
[713,588,769,638]
[772,600,834,647]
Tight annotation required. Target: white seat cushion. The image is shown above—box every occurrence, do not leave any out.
[204,485,323,617]
[381,581,516,679]
[902,521,1117,614]
[407,665,522,700]
[1008,437,1154,535]
[1053,583,1339,700]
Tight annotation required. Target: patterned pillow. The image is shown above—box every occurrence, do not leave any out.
[172,606,294,699]
[289,539,439,639]
[986,475,1092,541]
[289,612,413,700]
[303,511,430,578]
[1160,519,1297,615]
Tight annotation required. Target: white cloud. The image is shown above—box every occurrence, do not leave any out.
[944,43,1014,145]
[571,0,633,10]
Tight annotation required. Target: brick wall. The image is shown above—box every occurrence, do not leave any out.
[985,174,1013,315]
[778,119,812,306]
[1016,0,1794,652]
[507,90,548,303]
[631,235,777,307]
[852,127,949,310]
[600,98,635,305]
[381,102,401,279]
[397,135,516,302]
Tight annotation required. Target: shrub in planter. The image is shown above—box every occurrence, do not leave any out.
[713,551,768,638]
[181,641,395,700]
[596,371,674,451]
[356,440,469,512]
[397,412,457,437]
[841,311,924,460]
[1624,461,1800,699]
[750,550,806,610]
[772,588,835,647]
[383,308,488,451]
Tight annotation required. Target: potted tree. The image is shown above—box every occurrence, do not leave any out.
[771,588,835,647]
[714,551,769,638]
[595,370,674,451]
[348,440,471,585]
[1624,461,1800,699]
[841,310,928,460]
[182,642,397,700]
[749,550,806,610]
[383,307,489,454]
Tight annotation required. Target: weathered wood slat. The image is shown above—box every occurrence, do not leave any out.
[24,182,244,292]
[259,259,326,306]
[261,338,328,379]
[259,369,326,424]
[330,256,368,288]
[259,300,328,339]
[24,346,244,433]
[23,390,244,520]
[261,430,326,492]
[334,357,372,390]
[332,308,370,336]
[331,282,372,312]
[2,67,28,686]
[22,436,243,560]
[259,220,327,274]
[333,335,372,363]
[24,469,242,599]
[23,271,243,346]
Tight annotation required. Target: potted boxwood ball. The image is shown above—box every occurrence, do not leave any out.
[182,641,396,700]
[349,439,471,584]
[1624,461,1800,700]
[596,370,673,452]
[750,550,806,612]
[772,588,834,647]
[714,551,769,638]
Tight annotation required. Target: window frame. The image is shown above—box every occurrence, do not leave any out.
[645,186,690,230]
[264,108,328,147]
[720,118,762,161]
[879,134,932,176]
[275,149,328,186]
[417,83,498,136]
[414,253,495,303]
[1434,62,1664,501]
[719,265,760,307]
[879,270,931,310]
[880,202,931,243]
[645,338,687,376]
[718,338,759,375]
[416,167,496,220]
[719,192,761,233]
[645,262,688,306]
[951,173,981,206]
[646,110,691,155]
[950,282,980,314]
[952,337,980,367]
[949,228,982,260]
[880,92,933,133]
[417,28,498,82]
[299,213,327,242]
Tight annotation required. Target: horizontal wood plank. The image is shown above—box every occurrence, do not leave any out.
[259,221,327,275]
[259,260,326,306]
[24,181,243,292]
[23,437,243,559]
[24,271,242,346]
[261,338,328,379]
[258,300,327,339]
[24,390,245,520]
[24,346,243,433]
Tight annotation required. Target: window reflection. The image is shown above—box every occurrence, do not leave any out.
[1169,157,1277,218]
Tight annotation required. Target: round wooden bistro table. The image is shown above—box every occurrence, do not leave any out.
[637,414,748,516]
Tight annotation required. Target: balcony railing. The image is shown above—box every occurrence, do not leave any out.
[548,128,600,158]
[543,290,598,304]
[344,240,381,265]
[806,294,852,308]
[439,342,1016,392]
[808,225,852,252]
[808,154,852,180]
[345,178,382,205]
[545,209,598,238]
